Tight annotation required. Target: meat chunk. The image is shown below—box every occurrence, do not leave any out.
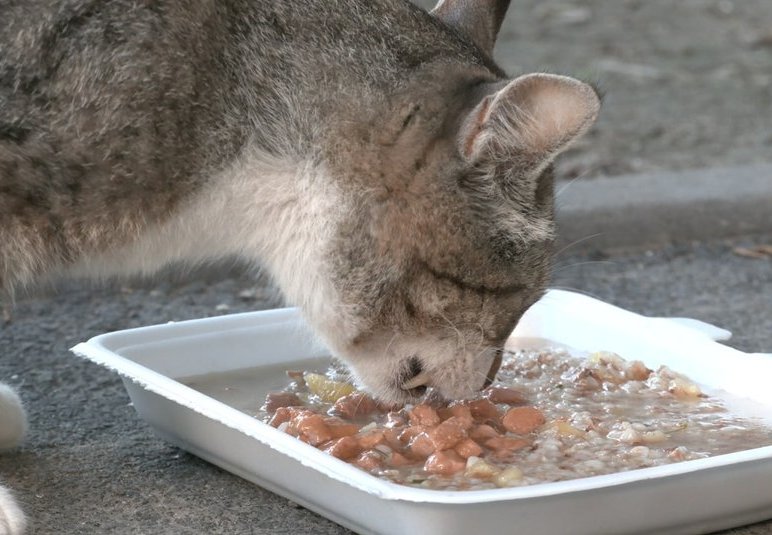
[466,399,500,421]
[323,436,363,460]
[263,391,304,413]
[424,450,466,475]
[332,392,379,419]
[427,417,467,450]
[454,438,484,459]
[483,386,528,405]
[502,406,545,434]
[295,413,333,446]
[409,404,441,427]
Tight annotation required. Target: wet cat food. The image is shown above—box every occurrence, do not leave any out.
[200,349,772,491]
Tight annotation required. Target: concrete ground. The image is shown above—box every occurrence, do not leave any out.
[2,2,772,533]
[1,163,771,534]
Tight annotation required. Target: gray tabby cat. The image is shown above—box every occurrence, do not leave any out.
[0,0,599,530]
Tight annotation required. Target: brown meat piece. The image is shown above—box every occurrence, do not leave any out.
[408,432,436,459]
[485,436,530,458]
[357,429,386,449]
[409,404,441,427]
[295,413,333,446]
[332,392,379,419]
[625,360,652,381]
[268,407,293,428]
[382,428,404,450]
[501,406,545,434]
[454,438,484,459]
[387,451,411,467]
[263,391,304,413]
[427,417,467,450]
[384,411,408,428]
[469,424,500,441]
[397,425,425,445]
[466,399,500,421]
[324,418,360,438]
[439,404,474,429]
[483,386,528,405]
[424,450,466,475]
[354,450,384,471]
[323,436,363,460]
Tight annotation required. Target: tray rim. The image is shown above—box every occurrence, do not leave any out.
[71,292,772,506]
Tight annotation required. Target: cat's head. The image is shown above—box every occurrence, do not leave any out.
[304,0,600,404]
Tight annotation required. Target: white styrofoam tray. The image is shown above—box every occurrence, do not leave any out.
[71,290,772,535]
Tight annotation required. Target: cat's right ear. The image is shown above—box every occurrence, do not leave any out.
[459,73,601,171]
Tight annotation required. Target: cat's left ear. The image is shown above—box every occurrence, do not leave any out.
[431,0,511,57]
[459,73,601,168]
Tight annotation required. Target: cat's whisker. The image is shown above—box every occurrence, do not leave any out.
[472,344,502,385]
[555,168,592,200]
[471,366,498,388]
[553,233,603,259]
[439,311,466,354]
[543,285,605,302]
[551,259,617,275]
[474,322,486,343]
[381,332,400,362]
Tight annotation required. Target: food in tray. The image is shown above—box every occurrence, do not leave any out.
[256,348,772,490]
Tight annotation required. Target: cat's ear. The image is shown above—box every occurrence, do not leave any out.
[431,0,511,57]
[459,73,600,167]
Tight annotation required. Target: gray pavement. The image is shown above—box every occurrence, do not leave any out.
[1,164,771,534]
[555,163,772,252]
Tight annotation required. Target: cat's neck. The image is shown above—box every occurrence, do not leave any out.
[66,146,345,319]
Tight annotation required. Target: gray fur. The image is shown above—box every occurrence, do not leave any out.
[1,0,600,403]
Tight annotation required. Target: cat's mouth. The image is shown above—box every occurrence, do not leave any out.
[398,349,503,399]
[399,356,430,397]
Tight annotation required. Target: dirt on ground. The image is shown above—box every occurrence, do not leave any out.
[414,0,772,180]
[2,4,771,533]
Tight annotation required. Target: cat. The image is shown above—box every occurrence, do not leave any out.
[0,0,600,531]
